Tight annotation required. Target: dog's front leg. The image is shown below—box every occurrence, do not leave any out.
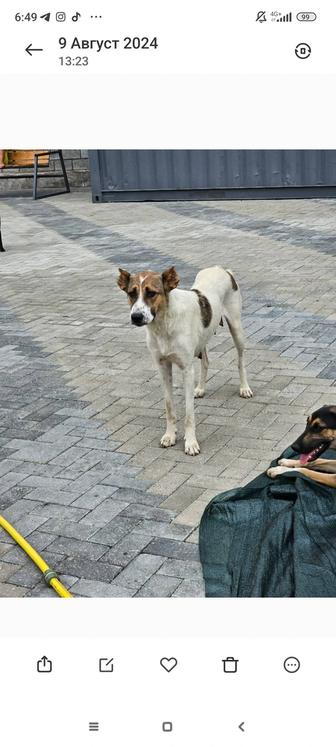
[184,365,200,456]
[267,464,336,487]
[159,361,177,448]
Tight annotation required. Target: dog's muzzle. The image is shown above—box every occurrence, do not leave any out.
[131,312,146,327]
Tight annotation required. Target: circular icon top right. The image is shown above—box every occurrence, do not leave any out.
[284,656,301,673]
[295,42,312,59]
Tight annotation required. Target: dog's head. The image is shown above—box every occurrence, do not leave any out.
[117,267,179,327]
[291,405,336,464]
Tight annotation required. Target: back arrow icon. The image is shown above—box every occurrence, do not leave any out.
[239,722,245,732]
[25,43,44,56]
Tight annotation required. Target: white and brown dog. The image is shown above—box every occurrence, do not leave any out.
[118,265,253,456]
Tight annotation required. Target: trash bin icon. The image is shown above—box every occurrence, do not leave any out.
[222,657,239,673]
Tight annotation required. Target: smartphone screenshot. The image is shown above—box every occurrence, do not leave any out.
[0,1,335,745]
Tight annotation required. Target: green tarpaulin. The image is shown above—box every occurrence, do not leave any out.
[199,448,336,597]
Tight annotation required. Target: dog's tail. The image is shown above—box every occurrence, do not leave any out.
[225,269,239,291]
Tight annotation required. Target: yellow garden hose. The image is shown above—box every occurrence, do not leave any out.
[0,514,72,598]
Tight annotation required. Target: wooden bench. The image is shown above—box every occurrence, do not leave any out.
[0,149,70,200]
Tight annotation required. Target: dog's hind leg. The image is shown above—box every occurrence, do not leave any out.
[159,361,177,448]
[223,291,253,399]
[194,349,209,398]
[184,365,200,455]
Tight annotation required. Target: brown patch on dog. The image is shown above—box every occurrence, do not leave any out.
[226,269,238,291]
[192,289,212,328]
[162,266,180,294]
[311,418,326,429]
[144,275,168,318]
[323,428,336,440]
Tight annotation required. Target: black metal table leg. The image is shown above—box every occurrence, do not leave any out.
[0,220,5,252]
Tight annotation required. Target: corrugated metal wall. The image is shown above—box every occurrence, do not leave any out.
[89,150,336,202]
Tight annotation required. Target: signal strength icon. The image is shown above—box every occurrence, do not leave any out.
[40,12,51,21]
[277,12,292,21]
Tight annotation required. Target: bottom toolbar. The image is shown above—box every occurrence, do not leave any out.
[1,637,334,746]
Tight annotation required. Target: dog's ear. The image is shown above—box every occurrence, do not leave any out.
[162,266,179,293]
[117,268,131,292]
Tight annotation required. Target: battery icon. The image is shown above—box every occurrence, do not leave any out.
[296,12,317,21]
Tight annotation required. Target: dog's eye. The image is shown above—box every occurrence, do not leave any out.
[128,290,138,301]
[146,290,157,299]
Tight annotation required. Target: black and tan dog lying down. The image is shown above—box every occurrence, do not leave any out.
[200,405,336,596]
[268,405,336,488]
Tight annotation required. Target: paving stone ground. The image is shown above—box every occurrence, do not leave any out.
[0,193,335,596]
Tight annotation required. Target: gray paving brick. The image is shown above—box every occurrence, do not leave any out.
[6,564,42,589]
[0,541,13,557]
[0,561,22,582]
[46,536,108,560]
[71,484,119,509]
[64,469,111,496]
[111,487,164,507]
[22,463,63,479]
[69,578,117,597]
[135,574,181,597]
[102,532,152,567]
[56,557,121,583]
[157,559,203,579]
[149,471,188,496]
[8,513,48,537]
[32,504,88,521]
[90,517,140,546]
[0,581,27,597]
[172,579,205,597]
[50,445,92,467]
[1,498,44,522]
[143,538,200,561]
[26,584,57,598]
[159,485,204,513]
[133,520,192,541]
[82,498,129,527]
[0,485,34,508]
[0,472,27,496]
[0,545,31,564]
[74,437,122,451]
[22,530,56,552]
[40,518,96,541]
[101,474,154,490]
[120,504,176,522]
[113,553,166,590]
[22,488,77,506]
[20,475,73,490]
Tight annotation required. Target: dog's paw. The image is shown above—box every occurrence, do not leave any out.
[278,458,297,467]
[185,438,200,456]
[240,385,253,399]
[160,432,176,448]
[267,466,288,478]
[194,386,205,398]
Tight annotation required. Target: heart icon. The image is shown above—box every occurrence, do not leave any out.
[160,657,178,672]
